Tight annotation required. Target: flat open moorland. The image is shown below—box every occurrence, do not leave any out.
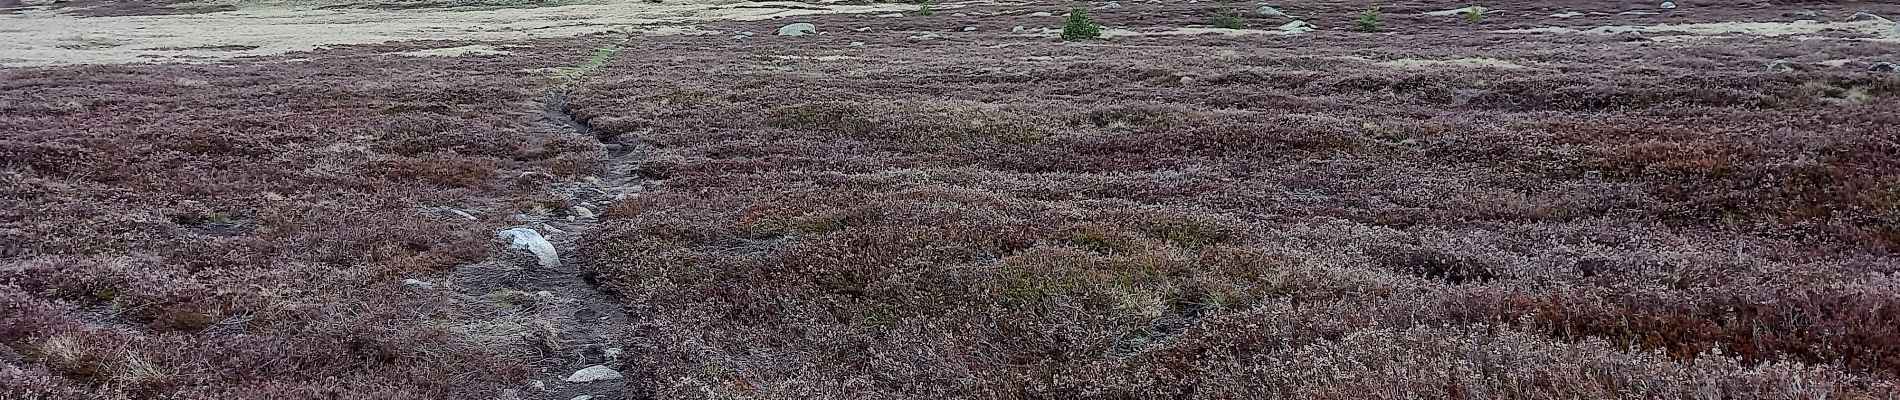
[4,0,1900,399]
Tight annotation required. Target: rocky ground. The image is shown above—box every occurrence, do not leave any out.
[4,0,1900,399]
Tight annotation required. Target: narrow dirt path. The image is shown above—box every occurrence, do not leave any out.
[441,36,656,400]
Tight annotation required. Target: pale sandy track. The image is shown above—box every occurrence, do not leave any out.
[0,0,911,67]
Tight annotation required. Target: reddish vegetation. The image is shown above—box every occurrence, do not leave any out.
[2,41,598,398]
[6,0,1900,398]
[569,2,1900,398]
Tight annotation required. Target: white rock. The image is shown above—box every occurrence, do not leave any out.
[22,0,60,5]
[963,26,977,31]
[498,228,560,268]
[854,27,871,32]
[1098,2,1120,9]
[571,206,595,218]
[1659,1,1675,9]
[564,365,623,383]
[570,396,595,400]
[1278,20,1315,33]
[1256,5,1289,18]
[1425,6,1487,17]
[875,13,903,18]
[448,209,477,220]
[777,23,818,36]
[952,12,967,17]
[1550,12,1583,18]
[402,278,435,288]
[1012,25,1025,32]
[1030,11,1053,17]
[849,41,865,46]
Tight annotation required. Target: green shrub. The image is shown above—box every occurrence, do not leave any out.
[1464,6,1485,22]
[1212,5,1245,29]
[916,4,933,16]
[1356,9,1382,32]
[1062,7,1102,40]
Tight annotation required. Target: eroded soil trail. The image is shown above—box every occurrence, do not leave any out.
[440,36,657,399]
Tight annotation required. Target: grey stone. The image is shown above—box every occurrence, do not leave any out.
[1278,20,1314,33]
[498,228,559,268]
[1767,60,1796,73]
[1030,11,1053,17]
[1256,5,1288,18]
[1551,11,1583,18]
[777,23,818,36]
[1870,62,1899,73]
[1659,1,1675,9]
[963,26,977,31]
[1098,2,1120,9]
[563,365,623,383]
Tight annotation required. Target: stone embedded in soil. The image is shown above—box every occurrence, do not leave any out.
[1257,5,1288,18]
[1768,60,1797,73]
[1030,11,1052,17]
[1660,2,1676,10]
[1279,20,1315,33]
[777,23,817,36]
[564,365,624,383]
[498,227,560,268]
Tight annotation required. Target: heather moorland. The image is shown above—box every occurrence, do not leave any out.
[4,0,1900,399]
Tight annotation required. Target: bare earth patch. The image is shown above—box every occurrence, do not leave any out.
[0,0,909,66]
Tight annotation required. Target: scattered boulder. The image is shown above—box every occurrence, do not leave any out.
[1257,5,1289,18]
[962,26,977,31]
[1098,2,1120,9]
[952,12,967,17]
[1659,1,1675,9]
[1551,12,1583,18]
[1767,60,1798,73]
[1871,62,1899,73]
[853,27,871,32]
[498,228,559,268]
[563,365,623,383]
[1279,20,1315,33]
[849,41,865,46]
[1012,25,1025,32]
[777,23,818,36]
[402,278,435,288]
[1030,11,1053,17]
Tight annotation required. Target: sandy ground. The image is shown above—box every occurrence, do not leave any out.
[0,0,911,67]
[1496,19,1900,42]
